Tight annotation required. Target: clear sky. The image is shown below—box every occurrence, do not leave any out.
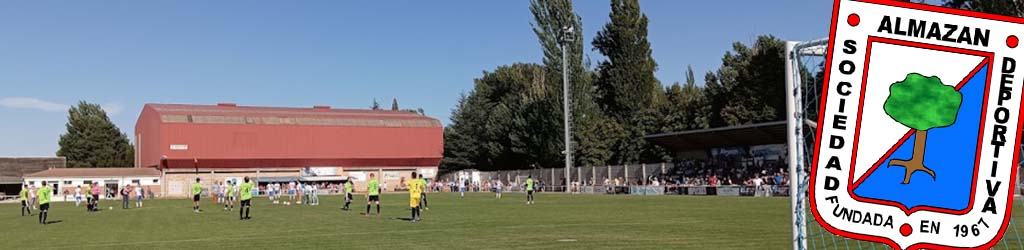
[0,1,832,156]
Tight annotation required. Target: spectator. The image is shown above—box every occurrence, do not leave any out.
[135,184,144,208]
[120,184,131,209]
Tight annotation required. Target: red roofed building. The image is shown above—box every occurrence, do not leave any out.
[134,103,443,197]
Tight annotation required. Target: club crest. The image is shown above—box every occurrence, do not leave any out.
[811,0,1024,249]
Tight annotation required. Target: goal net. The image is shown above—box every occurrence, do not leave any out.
[785,38,1024,250]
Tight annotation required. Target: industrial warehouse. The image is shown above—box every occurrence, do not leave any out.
[134,103,443,197]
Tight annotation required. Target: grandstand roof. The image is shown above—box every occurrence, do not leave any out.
[644,121,787,152]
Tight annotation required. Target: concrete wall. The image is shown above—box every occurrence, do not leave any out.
[163,169,300,198]
[342,168,423,192]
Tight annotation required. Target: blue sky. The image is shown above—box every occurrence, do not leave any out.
[0,1,832,156]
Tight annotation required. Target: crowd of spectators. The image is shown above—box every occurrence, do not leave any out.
[665,157,790,187]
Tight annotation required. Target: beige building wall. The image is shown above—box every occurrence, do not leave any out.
[158,166,438,197]
[24,176,161,201]
[162,169,299,198]
[338,167,436,193]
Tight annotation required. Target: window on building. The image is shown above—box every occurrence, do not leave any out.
[84,180,93,185]
[153,179,160,184]
[28,181,34,185]
[64,181,72,185]
[132,179,140,184]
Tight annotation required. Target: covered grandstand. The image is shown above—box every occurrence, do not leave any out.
[439,121,792,196]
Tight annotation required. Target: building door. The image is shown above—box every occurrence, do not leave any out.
[105,181,119,199]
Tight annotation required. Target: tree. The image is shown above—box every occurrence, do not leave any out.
[441,95,479,173]
[574,115,622,167]
[705,35,788,127]
[440,63,563,172]
[682,67,710,129]
[591,0,668,164]
[531,0,587,81]
[592,0,660,123]
[883,73,962,184]
[371,99,381,110]
[391,98,400,111]
[661,66,709,132]
[57,101,134,168]
[945,0,1023,17]
[530,0,612,167]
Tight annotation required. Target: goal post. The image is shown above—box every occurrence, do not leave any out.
[786,38,828,250]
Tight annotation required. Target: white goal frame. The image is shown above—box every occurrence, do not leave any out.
[785,38,828,250]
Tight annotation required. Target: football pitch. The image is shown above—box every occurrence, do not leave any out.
[3,193,1023,250]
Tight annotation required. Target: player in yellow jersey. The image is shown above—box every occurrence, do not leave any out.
[406,172,422,222]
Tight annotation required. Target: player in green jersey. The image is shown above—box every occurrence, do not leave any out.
[342,180,354,211]
[366,173,381,217]
[525,176,535,205]
[224,180,236,211]
[239,177,253,220]
[419,176,428,210]
[20,184,32,216]
[192,178,202,213]
[37,181,52,225]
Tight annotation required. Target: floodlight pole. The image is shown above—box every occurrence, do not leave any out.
[561,26,574,193]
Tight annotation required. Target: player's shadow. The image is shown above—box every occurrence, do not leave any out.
[395,217,415,221]
[44,220,64,225]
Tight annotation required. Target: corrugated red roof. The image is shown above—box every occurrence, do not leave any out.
[147,103,440,126]
[26,168,161,178]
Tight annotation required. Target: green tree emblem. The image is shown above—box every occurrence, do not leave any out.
[883,73,962,184]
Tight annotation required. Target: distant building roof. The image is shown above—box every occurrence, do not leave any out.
[146,103,440,128]
[0,176,23,184]
[0,157,65,184]
[26,167,161,178]
[644,121,788,152]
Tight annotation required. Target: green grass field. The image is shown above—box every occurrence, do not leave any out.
[2,193,1023,249]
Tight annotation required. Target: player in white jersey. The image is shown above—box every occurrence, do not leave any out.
[134,184,144,208]
[288,182,297,203]
[74,186,83,207]
[458,179,466,198]
[494,180,503,199]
